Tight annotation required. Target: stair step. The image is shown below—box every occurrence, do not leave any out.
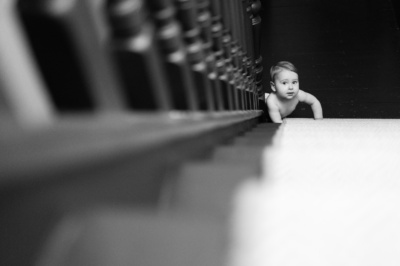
[252,123,282,129]
[228,124,281,146]
[212,146,264,161]
[170,162,257,217]
[37,210,226,266]
[232,136,276,146]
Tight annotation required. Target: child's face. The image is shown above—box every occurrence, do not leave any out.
[271,69,299,100]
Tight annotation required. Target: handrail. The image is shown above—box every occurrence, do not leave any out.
[1,111,261,188]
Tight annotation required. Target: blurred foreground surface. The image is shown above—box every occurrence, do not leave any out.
[230,118,400,266]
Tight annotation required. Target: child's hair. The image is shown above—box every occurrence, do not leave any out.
[270,61,298,82]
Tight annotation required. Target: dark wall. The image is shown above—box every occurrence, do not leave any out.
[392,0,400,27]
[259,0,400,119]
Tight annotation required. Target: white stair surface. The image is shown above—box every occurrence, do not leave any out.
[229,119,400,266]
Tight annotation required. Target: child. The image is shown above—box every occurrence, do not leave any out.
[265,61,323,123]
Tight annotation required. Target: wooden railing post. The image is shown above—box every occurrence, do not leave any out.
[174,0,214,111]
[234,0,249,110]
[240,0,252,110]
[209,0,234,111]
[231,0,246,111]
[229,0,246,111]
[0,0,54,128]
[17,0,127,112]
[247,0,258,110]
[196,0,222,111]
[146,0,198,111]
[221,0,239,111]
[106,0,172,110]
[251,0,263,110]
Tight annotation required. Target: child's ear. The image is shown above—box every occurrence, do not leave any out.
[270,81,276,92]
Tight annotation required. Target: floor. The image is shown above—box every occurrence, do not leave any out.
[229,118,400,266]
[259,0,400,118]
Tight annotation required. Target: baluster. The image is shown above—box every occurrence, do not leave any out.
[106,0,172,110]
[209,0,225,110]
[17,0,126,112]
[196,0,221,111]
[146,0,198,111]
[174,0,214,111]
[210,0,234,111]
[241,0,255,110]
[238,0,249,110]
[220,0,237,110]
[230,1,245,110]
[238,0,251,110]
[247,0,261,110]
[0,0,54,128]
[214,61,232,111]
[223,0,238,111]
[246,0,257,110]
[247,0,257,110]
[251,0,263,110]
[225,0,243,111]
[231,0,246,110]
[87,0,109,43]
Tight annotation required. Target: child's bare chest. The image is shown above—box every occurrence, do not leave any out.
[277,99,299,118]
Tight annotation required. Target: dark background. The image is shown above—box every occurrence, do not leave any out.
[260,0,400,118]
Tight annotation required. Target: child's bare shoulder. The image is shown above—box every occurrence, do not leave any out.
[297,90,308,101]
[266,93,279,108]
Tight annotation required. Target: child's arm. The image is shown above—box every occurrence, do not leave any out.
[298,90,323,120]
[266,98,283,123]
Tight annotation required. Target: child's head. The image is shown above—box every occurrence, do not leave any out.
[270,61,298,82]
[269,61,300,100]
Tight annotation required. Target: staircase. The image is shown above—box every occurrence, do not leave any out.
[230,118,400,266]
[1,1,266,264]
